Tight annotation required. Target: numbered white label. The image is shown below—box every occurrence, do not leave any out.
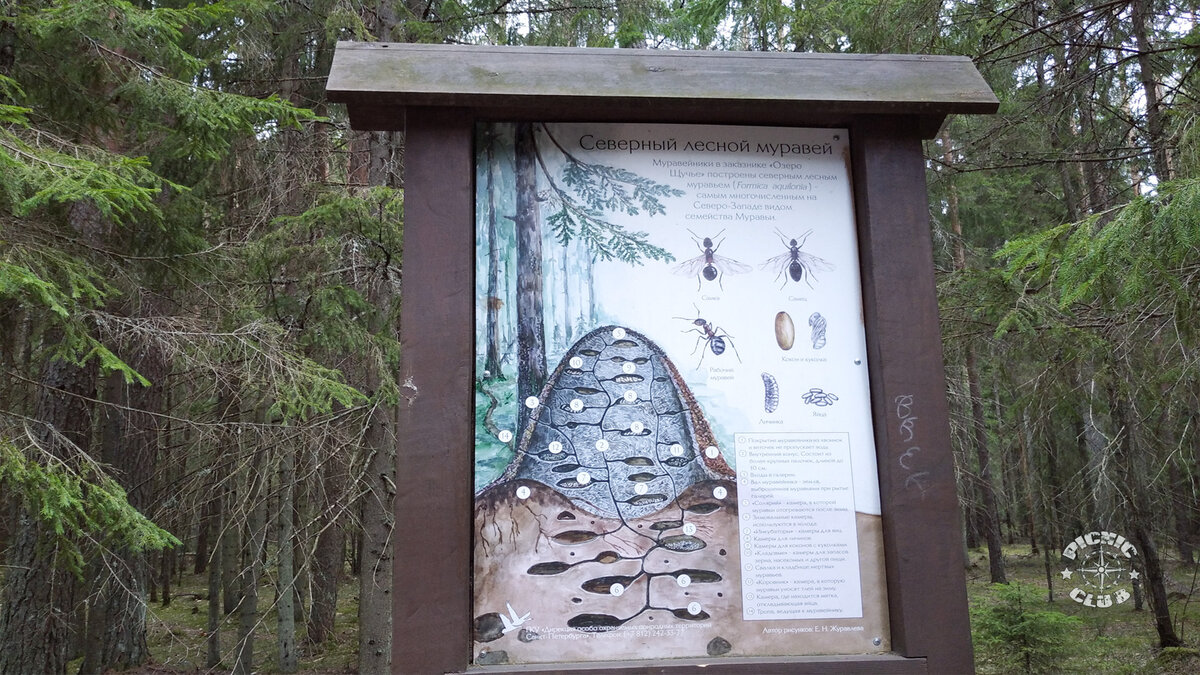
[569,398,584,412]
[497,430,513,443]
[610,583,625,596]
[548,441,563,454]
[569,356,584,369]
[634,483,648,495]
[630,421,644,434]
[524,396,539,409]
[682,523,697,536]
[687,602,702,615]
[612,327,626,339]
[623,390,637,403]
[595,439,609,452]
[677,574,692,588]
[670,444,684,457]
[577,471,591,485]
[516,486,531,500]
[704,446,719,459]
[622,362,636,374]
[713,486,728,500]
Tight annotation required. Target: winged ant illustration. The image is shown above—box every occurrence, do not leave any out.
[673,229,751,290]
[762,228,834,289]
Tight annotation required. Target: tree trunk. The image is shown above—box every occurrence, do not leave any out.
[195,495,214,575]
[1018,409,1039,555]
[358,401,395,674]
[958,409,981,551]
[1108,381,1182,647]
[1132,524,1181,647]
[1082,374,1113,527]
[358,285,396,674]
[278,447,298,673]
[514,121,547,436]
[221,435,243,616]
[0,199,111,673]
[1131,0,1171,183]
[943,132,1006,583]
[1169,461,1195,564]
[81,357,155,673]
[353,48,399,670]
[206,485,224,668]
[0,0,15,76]
[967,347,1007,583]
[306,449,348,645]
[0,328,95,674]
[234,447,269,675]
[292,480,309,626]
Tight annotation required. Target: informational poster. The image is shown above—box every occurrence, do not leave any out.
[472,122,889,666]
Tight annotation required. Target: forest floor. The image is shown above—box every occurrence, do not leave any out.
[968,543,1200,674]
[109,543,1200,673]
[124,575,359,673]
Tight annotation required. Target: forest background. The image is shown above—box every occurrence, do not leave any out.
[1,0,1199,673]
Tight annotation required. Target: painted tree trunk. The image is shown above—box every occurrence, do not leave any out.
[484,132,504,378]
[561,242,572,344]
[514,121,547,437]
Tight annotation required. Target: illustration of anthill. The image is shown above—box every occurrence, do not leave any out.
[482,122,681,437]
[475,129,744,657]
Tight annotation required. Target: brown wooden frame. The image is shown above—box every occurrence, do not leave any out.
[328,43,996,675]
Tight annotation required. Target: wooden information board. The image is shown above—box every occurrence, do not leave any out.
[327,43,997,674]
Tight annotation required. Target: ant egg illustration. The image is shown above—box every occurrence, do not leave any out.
[774,311,795,351]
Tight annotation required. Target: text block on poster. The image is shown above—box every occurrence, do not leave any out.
[737,432,862,620]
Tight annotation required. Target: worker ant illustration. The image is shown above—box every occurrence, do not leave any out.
[674,305,741,369]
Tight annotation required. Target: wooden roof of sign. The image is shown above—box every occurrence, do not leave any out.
[326,43,998,137]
